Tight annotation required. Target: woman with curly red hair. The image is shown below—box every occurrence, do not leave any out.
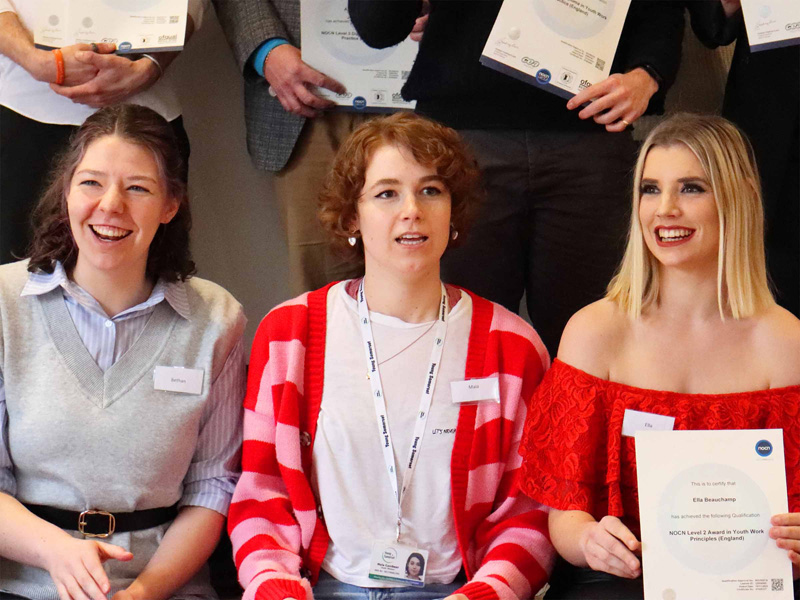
[227,112,555,600]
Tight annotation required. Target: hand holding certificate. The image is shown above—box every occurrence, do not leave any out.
[636,429,794,599]
[301,0,417,111]
[480,0,632,99]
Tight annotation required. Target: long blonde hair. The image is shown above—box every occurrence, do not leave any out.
[607,113,773,319]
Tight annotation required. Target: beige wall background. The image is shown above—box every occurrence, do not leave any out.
[169,8,734,348]
[170,8,291,347]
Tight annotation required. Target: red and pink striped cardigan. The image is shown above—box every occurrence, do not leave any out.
[228,282,555,600]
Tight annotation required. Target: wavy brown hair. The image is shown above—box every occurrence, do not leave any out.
[27,104,195,282]
[318,112,483,263]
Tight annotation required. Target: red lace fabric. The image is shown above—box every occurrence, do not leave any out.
[519,359,800,535]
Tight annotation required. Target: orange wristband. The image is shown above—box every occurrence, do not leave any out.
[52,49,65,85]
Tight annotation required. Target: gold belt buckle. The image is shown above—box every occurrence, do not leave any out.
[78,509,116,538]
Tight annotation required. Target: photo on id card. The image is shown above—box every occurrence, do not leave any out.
[368,542,429,587]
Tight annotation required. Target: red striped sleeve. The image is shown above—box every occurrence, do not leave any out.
[228,297,312,598]
[455,299,554,600]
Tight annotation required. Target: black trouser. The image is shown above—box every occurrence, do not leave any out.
[442,128,637,357]
[0,106,190,265]
[544,559,800,599]
[545,560,644,599]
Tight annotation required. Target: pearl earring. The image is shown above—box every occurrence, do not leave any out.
[451,229,459,241]
[348,236,358,247]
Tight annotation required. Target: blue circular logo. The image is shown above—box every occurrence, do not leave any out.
[118,41,133,52]
[755,440,773,457]
[353,96,367,110]
[535,69,551,85]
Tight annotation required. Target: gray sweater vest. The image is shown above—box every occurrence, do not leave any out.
[0,261,245,600]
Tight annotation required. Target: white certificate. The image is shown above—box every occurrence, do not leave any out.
[301,0,417,111]
[741,0,800,52]
[34,0,189,53]
[480,0,632,99]
[636,429,793,600]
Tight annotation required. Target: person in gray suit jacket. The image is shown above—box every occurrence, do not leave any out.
[211,0,369,295]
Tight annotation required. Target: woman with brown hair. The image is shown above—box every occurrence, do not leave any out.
[0,104,245,600]
[226,112,554,600]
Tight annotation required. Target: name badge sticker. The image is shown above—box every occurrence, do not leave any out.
[153,366,204,395]
[622,408,675,438]
[368,541,428,586]
[450,377,500,404]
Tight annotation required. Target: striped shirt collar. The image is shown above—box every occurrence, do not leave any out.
[20,261,191,320]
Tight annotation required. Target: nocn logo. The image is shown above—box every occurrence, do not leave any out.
[353,96,367,110]
[755,440,773,457]
[535,69,551,85]
[522,57,540,68]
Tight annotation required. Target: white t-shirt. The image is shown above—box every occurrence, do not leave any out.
[312,282,471,587]
[0,0,206,124]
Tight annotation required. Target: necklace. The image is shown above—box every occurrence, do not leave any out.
[376,319,437,367]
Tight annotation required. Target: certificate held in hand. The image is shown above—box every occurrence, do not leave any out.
[636,429,793,600]
[34,0,189,53]
[300,0,417,112]
[480,0,631,99]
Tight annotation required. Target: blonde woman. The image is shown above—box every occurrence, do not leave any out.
[518,113,800,598]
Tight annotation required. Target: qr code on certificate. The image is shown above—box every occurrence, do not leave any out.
[595,58,605,71]
[170,15,179,23]
[772,578,784,592]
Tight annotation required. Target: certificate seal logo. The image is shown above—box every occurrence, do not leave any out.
[317,4,397,66]
[531,0,617,40]
[353,96,367,110]
[535,69,551,85]
[658,463,770,574]
[755,440,773,457]
[118,42,133,52]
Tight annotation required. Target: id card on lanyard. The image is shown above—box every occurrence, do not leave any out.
[358,280,447,586]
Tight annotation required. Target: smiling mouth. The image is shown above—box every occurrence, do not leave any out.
[90,224,132,241]
[656,227,695,244]
[396,233,428,246]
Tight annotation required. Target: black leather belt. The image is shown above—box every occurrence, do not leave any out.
[25,503,178,538]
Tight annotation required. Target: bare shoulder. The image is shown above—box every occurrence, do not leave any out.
[751,305,800,387]
[556,299,630,379]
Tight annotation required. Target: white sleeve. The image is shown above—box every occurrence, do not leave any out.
[0,1,17,15]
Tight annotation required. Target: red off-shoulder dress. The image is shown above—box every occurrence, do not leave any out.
[519,359,800,536]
